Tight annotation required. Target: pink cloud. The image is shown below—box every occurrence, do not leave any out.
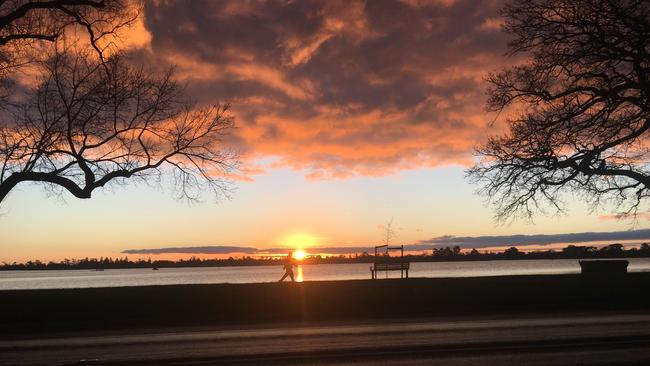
[599,213,650,222]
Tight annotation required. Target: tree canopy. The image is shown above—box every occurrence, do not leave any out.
[469,0,650,222]
[0,1,237,205]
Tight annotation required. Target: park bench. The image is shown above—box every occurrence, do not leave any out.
[370,261,410,279]
[370,244,410,279]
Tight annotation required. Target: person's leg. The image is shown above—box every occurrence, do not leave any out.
[279,271,289,282]
[289,270,295,282]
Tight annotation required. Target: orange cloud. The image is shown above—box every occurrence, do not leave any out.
[479,17,504,31]
[281,1,378,66]
[137,0,509,180]
[400,0,457,8]
[226,63,314,100]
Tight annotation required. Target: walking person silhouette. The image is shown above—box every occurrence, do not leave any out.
[279,251,296,282]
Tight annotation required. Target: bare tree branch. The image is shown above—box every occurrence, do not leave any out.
[468,0,650,223]
[0,46,238,205]
[0,0,139,104]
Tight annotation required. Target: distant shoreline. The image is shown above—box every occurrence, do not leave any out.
[0,256,643,271]
[0,255,646,272]
[2,243,649,270]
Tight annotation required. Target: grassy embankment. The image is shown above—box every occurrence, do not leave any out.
[1,273,649,336]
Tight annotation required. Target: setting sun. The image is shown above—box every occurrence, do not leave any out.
[293,249,306,261]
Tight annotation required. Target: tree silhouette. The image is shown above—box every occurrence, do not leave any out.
[0,1,131,46]
[468,0,650,222]
[1,1,136,99]
[381,218,396,246]
[0,1,237,205]
[0,46,236,204]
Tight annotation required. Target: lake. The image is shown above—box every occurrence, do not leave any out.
[2,258,650,290]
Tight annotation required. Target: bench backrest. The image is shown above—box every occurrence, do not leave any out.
[373,262,410,270]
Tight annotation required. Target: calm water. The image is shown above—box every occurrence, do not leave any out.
[2,258,650,290]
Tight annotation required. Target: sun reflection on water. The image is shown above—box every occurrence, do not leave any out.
[296,265,303,282]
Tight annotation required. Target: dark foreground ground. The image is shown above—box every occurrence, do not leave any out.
[2,273,650,335]
[2,313,650,365]
[2,273,650,365]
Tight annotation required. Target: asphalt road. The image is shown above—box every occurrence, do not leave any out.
[2,313,650,365]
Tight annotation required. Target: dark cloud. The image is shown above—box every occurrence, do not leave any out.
[263,245,433,254]
[418,229,650,249]
[121,229,650,256]
[121,245,433,256]
[133,0,511,178]
[122,246,259,255]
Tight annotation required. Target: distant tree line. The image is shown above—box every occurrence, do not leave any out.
[425,243,650,261]
[2,243,650,270]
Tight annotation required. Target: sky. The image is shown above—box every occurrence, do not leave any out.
[1,0,649,262]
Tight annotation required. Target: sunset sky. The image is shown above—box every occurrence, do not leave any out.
[1,0,649,262]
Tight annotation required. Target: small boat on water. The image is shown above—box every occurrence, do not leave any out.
[152,267,159,271]
[95,269,104,271]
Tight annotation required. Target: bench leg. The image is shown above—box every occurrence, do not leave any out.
[406,270,409,279]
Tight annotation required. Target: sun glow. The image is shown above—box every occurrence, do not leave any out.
[282,233,320,248]
[293,249,306,260]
